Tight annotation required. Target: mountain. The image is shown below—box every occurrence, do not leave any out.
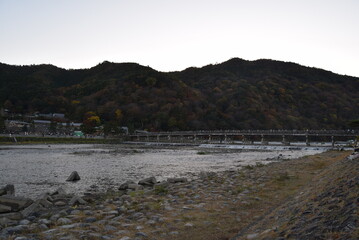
[0,58,358,131]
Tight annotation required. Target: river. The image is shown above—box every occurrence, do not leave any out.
[0,143,326,199]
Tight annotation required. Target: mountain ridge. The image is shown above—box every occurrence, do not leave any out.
[1,58,356,78]
[1,58,358,131]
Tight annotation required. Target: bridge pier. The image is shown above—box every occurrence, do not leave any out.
[306,134,310,146]
[282,135,290,145]
[261,134,268,145]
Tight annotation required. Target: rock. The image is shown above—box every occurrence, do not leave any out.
[57,217,72,225]
[146,220,156,226]
[184,222,194,227]
[37,198,53,208]
[168,177,188,183]
[84,210,95,216]
[54,201,67,207]
[59,223,79,229]
[0,212,23,220]
[104,225,117,232]
[49,214,60,222]
[38,223,49,230]
[127,183,144,191]
[19,219,30,225]
[68,196,87,206]
[135,232,148,238]
[38,218,51,225]
[50,187,67,196]
[70,209,81,215]
[0,184,15,196]
[66,171,81,181]
[0,196,33,212]
[199,171,217,179]
[119,237,131,240]
[130,212,144,220]
[3,225,28,235]
[154,181,170,188]
[14,237,29,240]
[119,181,136,190]
[84,217,97,223]
[0,204,12,213]
[138,177,157,186]
[0,217,17,227]
[37,193,53,202]
[246,233,259,239]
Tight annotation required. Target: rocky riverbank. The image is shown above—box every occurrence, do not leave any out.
[0,150,357,240]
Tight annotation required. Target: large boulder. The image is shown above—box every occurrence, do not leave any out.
[128,184,144,191]
[119,180,136,190]
[167,177,188,183]
[21,201,45,217]
[0,185,15,196]
[0,196,33,212]
[66,171,81,181]
[0,204,12,213]
[138,177,157,186]
[69,196,87,206]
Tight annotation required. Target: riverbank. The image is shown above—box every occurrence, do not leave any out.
[0,136,124,145]
[0,150,357,240]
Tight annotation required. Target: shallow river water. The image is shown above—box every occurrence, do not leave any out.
[0,144,325,198]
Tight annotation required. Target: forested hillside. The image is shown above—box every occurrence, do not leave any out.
[1,58,358,131]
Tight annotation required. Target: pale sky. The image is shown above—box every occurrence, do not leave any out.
[1,0,358,77]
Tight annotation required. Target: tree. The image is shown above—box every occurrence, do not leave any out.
[115,109,123,123]
[145,77,157,87]
[349,119,359,129]
[103,121,120,136]
[0,116,5,133]
[81,112,101,134]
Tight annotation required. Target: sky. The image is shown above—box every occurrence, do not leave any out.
[1,0,359,77]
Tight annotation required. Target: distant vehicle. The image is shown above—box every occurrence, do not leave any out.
[73,131,84,137]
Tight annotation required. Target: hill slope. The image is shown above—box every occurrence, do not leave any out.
[0,58,358,130]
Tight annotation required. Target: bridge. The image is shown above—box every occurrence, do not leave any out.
[128,130,358,147]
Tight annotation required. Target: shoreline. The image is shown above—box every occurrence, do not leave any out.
[1,150,357,239]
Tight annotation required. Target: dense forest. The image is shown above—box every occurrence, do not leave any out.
[0,58,358,131]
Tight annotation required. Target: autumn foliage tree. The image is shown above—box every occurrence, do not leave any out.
[81,111,101,134]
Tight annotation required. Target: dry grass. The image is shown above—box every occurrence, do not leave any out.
[154,151,350,240]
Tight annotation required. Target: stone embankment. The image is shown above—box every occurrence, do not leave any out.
[0,150,358,240]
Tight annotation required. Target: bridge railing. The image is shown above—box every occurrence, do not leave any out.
[130,129,358,136]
